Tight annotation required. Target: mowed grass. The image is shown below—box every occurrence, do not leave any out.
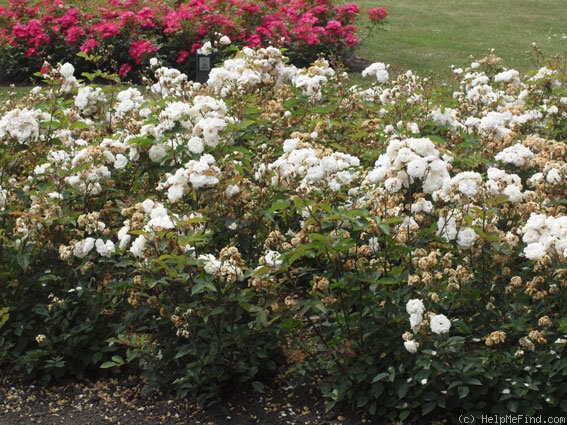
[356,0,567,76]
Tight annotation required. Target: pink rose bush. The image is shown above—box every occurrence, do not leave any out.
[0,0,386,83]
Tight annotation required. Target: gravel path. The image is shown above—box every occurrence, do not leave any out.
[0,370,373,425]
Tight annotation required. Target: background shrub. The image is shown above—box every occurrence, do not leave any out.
[0,0,385,84]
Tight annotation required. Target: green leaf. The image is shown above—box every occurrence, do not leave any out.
[371,372,390,383]
[69,121,90,130]
[210,306,226,316]
[399,410,411,421]
[422,401,437,415]
[251,381,265,393]
[458,386,470,399]
[255,309,268,325]
[397,382,409,398]
[0,307,9,327]
[91,351,103,365]
[111,355,124,365]
[17,253,30,269]
[191,280,217,295]
[267,199,291,214]
[471,226,500,242]
[379,223,391,235]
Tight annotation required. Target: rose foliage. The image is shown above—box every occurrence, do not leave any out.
[0,47,566,421]
[0,0,384,83]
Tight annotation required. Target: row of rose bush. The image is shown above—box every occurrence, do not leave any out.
[0,0,386,83]
[0,46,566,420]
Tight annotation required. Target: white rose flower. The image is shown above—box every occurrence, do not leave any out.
[114,154,128,169]
[59,63,75,79]
[384,177,402,193]
[130,235,147,258]
[0,108,40,144]
[430,314,451,334]
[404,340,420,353]
[361,62,389,83]
[201,41,214,55]
[410,313,423,332]
[406,299,425,315]
[73,237,95,258]
[225,184,240,198]
[546,168,561,184]
[187,136,204,154]
[149,144,168,163]
[264,250,282,269]
[523,242,547,260]
[167,185,185,202]
[95,238,115,257]
[199,254,222,275]
[502,184,523,202]
[456,227,478,248]
[406,158,428,179]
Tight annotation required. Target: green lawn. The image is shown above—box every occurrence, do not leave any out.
[356,0,567,76]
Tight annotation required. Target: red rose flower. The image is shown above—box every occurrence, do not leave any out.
[367,7,387,22]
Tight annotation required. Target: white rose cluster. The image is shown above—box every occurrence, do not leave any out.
[360,69,424,107]
[75,86,106,116]
[67,212,116,260]
[58,62,79,93]
[158,154,221,202]
[364,137,452,194]
[436,214,479,249]
[449,60,561,141]
[361,62,389,84]
[495,143,535,168]
[208,46,297,97]
[427,107,464,132]
[266,138,360,192]
[493,69,520,85]
[485,167,524,203]
[100,136,139,170]
[150,63,193,98]
[0,108,40,144]
[520,213,567,260]
[114,199,202,259]
[263,250,283,269]
[198,251,244,283]
[144,95,233,163]
[406,298,425,333]
[403,299,452,353]
[292,58,336,101]
[114,87,145,119]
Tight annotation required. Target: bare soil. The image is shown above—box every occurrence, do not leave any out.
[0,370,376,425]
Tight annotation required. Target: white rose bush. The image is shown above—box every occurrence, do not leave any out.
[0,47,566,421]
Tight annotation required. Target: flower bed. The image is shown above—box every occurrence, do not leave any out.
[0,47,566,420]
[0,0,385,83]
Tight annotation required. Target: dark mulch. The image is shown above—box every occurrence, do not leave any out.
[0,369,377,425]
[345,56,375,73]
